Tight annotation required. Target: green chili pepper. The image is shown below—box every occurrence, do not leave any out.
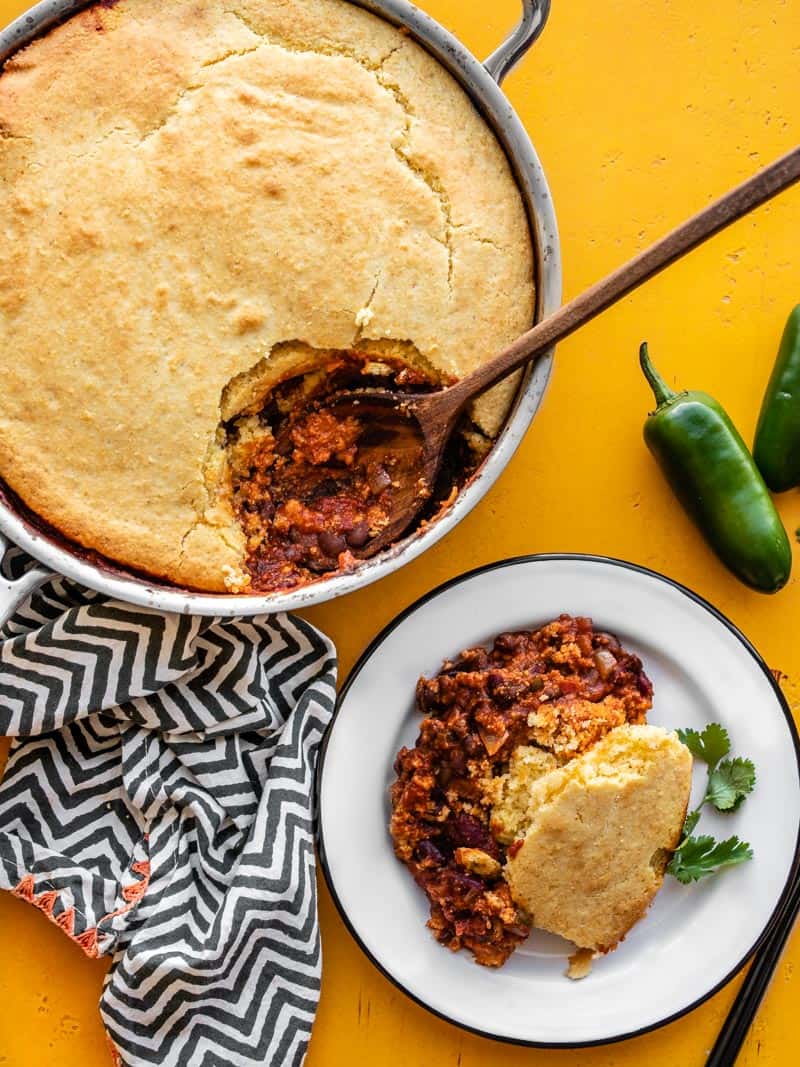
[640,342,791,593]
[753,305,800,492]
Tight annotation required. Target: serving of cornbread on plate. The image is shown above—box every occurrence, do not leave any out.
[0,0,534,593]
[497,724,693,961]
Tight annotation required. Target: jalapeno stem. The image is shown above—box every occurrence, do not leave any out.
[639,342,676,407]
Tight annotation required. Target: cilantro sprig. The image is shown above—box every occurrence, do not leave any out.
[668,723,755,884]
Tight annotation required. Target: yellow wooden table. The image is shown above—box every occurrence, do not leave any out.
[1,0,799,1063]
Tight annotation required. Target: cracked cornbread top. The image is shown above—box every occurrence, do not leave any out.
[0,0,534,591]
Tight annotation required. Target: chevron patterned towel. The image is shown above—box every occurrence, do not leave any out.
[0,547,337,1066]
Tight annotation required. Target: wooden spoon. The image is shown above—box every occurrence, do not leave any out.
[331,145,800,558]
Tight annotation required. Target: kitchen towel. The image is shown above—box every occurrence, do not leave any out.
[0,544,336,1066]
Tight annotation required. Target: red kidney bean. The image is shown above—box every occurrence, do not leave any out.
[493,632,528,657]
[415,840,445,867]
[638,671,654,697]
[450,870,486,897]
[345,520,370,548]
[317,531,346,557]
[445,812,501,859]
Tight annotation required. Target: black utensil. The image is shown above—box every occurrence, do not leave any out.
[707,868,800,1065]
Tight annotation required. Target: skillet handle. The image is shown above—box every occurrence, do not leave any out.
[483,0,550,84]
[0,533,53,631]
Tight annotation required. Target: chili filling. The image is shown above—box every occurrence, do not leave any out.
[226,352,473,593]
[389,615,653,967]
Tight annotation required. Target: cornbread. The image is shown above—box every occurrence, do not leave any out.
[566,947,594,980]
[487,745,559,845]
[0,0,534,592]
[390,616,653,966]
[502,725,693,953]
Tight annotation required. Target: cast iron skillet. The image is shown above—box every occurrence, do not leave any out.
[0,0,561,620]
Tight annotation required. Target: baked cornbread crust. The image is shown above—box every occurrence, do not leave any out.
[502,725,693,953]
[0,0,534,591]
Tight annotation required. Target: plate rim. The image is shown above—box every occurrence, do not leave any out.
[316,553,800,1048]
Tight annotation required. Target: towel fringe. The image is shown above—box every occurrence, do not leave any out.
[12,857,151,961]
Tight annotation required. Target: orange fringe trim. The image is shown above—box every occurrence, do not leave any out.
[11,874,100,959]
[102,860,151,922]
[13,858,151,962]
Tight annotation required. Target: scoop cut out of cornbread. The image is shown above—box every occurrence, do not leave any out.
[501,724,692,953]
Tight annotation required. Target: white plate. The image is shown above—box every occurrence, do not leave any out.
[317,555,800,1046]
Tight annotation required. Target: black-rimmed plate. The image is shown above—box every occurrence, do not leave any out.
[317,555,800,1046]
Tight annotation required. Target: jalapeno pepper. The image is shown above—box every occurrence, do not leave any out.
[639,342,791,593]
[753,305,800,492]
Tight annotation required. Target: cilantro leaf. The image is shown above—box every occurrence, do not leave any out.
[681,809,702,838]
[677,723,730,771]
[669,724,755,885]
[706,757,756,812]
[668,834,753,883]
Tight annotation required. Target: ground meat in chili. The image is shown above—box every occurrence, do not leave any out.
[226,353,441,592]
[225,352,471,593]
[389,614,653,967]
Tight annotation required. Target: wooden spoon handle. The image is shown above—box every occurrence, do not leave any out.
[447,145,800,406]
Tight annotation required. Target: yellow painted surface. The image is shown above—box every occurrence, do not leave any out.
[0,0,799,1063]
